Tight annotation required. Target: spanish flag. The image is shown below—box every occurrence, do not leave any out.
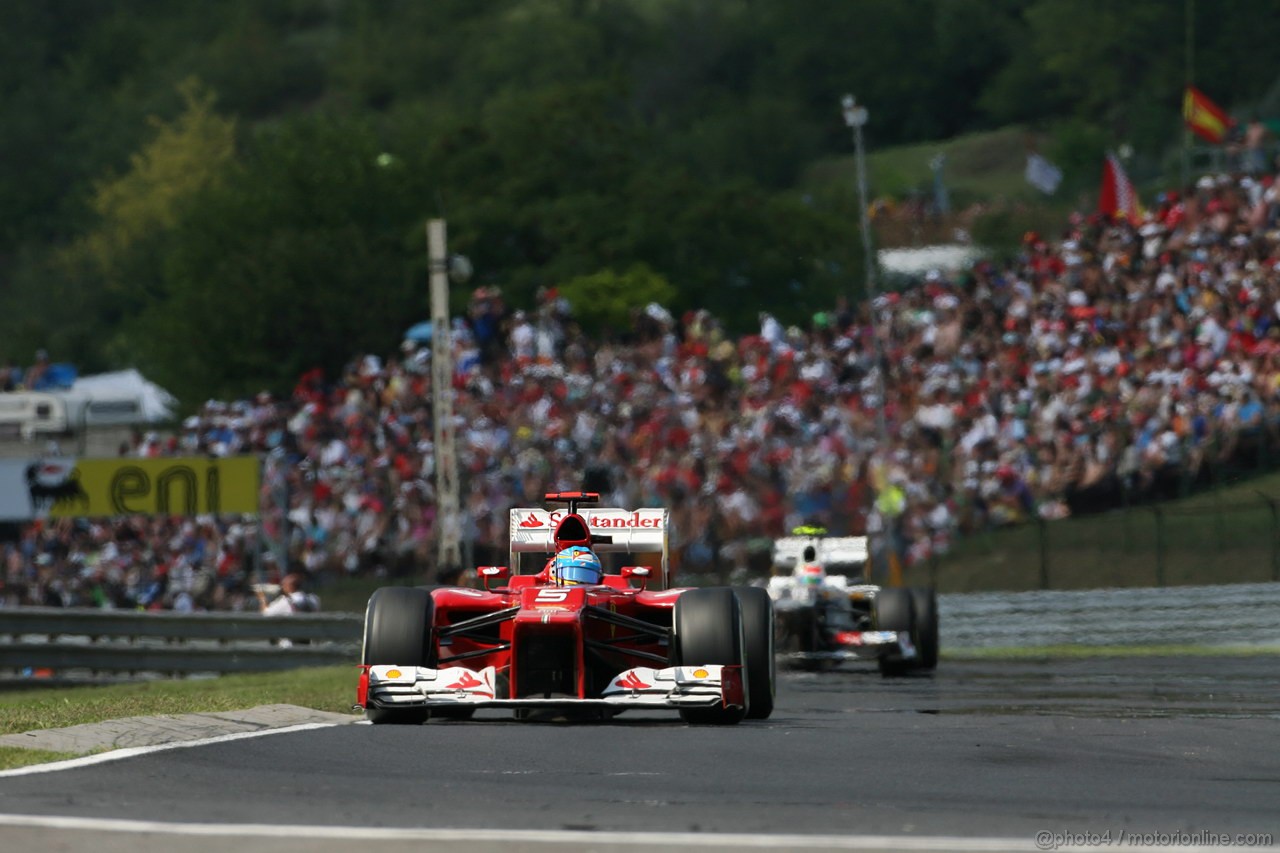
[1183,86,1233,144]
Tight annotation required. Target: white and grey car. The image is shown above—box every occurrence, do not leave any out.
[764,530,938,676]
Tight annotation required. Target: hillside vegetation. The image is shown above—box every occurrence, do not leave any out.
[3,0,1278,405]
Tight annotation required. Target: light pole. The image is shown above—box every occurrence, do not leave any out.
[841,94,888,447]
[842,93,900,586]
[428,219,462,581]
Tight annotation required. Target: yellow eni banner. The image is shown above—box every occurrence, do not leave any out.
[48,457,261,518]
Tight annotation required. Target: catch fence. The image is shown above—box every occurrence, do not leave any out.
[914,490,1280,593]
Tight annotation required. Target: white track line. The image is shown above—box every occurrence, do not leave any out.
[0,814,1042,850]
[0,721,344,777]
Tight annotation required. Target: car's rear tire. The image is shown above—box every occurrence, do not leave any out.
[362,587,433,724]
[873,587,915,678]
[734,586,775,719]
[909,587,939,671]
[674,587,748,725]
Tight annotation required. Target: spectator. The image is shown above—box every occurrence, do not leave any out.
[1244,116,1270,177]
[22,350,50,391]
[259,572,320,616]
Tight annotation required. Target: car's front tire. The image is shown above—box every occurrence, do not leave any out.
[909,587,939,671]
[873,587,915,678]
[362,587,433,724]
[673,587,748,725]
[734,586,775,719]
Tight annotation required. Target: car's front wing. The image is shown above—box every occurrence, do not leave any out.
[787,630,918,663]
[359,663,744,712]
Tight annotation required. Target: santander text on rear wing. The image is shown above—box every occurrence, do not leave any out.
[509,507,669,585]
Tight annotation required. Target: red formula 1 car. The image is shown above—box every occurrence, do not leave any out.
[356,492,775,724]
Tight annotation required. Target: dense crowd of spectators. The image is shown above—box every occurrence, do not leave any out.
[7,161,1280,609]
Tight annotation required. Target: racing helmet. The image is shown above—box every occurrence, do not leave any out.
[553,546,603,586]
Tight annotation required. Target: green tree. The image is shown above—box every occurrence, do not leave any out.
[0,79,237,375]
[123,110,432,402]
[76,78,237,306]
[8,0,1280,400]
[556,265,677,331]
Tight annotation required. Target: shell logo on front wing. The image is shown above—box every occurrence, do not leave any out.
[692,669,709,679]
[385,669,402,679]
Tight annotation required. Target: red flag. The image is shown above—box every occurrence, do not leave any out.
[1183,86,1233,144]
[1098,153,1140,224]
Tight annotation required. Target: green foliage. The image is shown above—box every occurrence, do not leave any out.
[125,110,432,401]
[557,265,676,331]
[79,79,236,294]
[968,205,1067,263]
[968,208,1025,260]
[2,0,1279,404]
[1047,118,1111,197]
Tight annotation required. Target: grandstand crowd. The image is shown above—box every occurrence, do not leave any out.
[6,161,1280,610]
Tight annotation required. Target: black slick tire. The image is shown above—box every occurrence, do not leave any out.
[362,586,433,724]
[734,586,775,719]
[909,587,939,671]
[873,587,915,678]
[673,587,748,725]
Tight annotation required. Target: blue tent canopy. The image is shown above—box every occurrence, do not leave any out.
[403,321,433,343]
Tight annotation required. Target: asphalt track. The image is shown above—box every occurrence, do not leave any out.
[0,655,1277,852]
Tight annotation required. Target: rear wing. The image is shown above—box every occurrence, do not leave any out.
[773,536,869,570]
[509,507,669,588]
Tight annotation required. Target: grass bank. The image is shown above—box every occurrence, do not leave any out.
[806,125,1041,202]
[0,665,354,738]
[906,470,1280,593]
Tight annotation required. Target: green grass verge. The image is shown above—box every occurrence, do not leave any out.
[0,746,80,770]
[945,644,1280,660]
[0,665,355,737]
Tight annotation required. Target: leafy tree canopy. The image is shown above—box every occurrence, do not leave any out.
[557,264,677,331]
[1,0,1277,405]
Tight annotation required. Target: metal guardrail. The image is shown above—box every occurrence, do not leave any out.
[1,608,363,676]
[6,581,1278,678]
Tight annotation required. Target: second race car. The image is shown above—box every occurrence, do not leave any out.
[766,526,938,676]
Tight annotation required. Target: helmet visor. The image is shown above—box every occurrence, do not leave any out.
[559,564,602,585]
